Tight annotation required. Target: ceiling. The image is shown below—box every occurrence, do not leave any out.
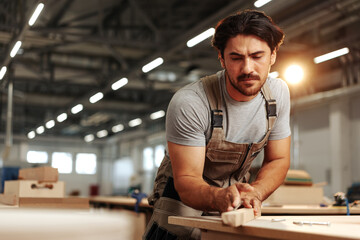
[0,0,359,142]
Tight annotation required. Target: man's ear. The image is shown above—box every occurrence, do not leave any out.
[219,52,225,68]
[270,51,277,66]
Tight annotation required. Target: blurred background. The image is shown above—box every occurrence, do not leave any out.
[0,0,359,199]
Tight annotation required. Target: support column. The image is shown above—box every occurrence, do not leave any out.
[329,97,352,194]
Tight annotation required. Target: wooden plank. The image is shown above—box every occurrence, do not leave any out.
[262,205,360,215]
[0,193,18,205]
[4,180,65,198]
[18,166,58,182]
[263,186,323,205]
[89,196,151,208]
[221,208,255,227]
[19,197,90,209]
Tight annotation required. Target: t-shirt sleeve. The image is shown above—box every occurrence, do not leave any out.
[268,79,291,140]
[166,89,209,146]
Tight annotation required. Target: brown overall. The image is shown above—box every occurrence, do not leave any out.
[143,74,277,240]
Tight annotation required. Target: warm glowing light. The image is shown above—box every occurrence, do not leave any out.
[269,71,279,78]
[254,0,272,8]
[187,28,215,48]
[284,65,304,84]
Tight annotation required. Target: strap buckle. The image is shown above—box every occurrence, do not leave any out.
[211,110,223,128]
[266,99,277,118]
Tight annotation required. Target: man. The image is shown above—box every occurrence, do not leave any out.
[144,9,290,240]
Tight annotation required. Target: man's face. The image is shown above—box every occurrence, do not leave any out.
[220,34,276,101]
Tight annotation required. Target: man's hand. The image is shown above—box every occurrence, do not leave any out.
[235,183,262,217]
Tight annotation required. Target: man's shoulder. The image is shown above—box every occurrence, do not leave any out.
[266,77,290,100]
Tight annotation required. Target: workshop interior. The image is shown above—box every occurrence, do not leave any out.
[0,0,359,239]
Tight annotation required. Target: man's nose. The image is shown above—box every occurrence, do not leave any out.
[242,58,254,74]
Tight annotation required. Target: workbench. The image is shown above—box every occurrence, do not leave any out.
[262,205,360,215]
[169,215,360,240]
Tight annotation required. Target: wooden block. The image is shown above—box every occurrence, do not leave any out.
[0,193,18,205]
[19,197,90,209]
[4,180,65,198]
[263,185,323,205]
[221,208,255,227]
[284,169,312,186]
[18,166,58,182]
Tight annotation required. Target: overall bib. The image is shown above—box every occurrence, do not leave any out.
[143,74,277,240]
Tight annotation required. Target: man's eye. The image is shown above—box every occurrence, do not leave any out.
[253,56,262,59]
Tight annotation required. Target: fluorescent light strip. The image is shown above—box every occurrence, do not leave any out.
[314,47,349,64]
[36,126,45,134]
[96,130,108,138]
[28,3,44,26]
[45,120,55,129]
[254,0,272,8]
[150,110,165,120]
[142,57,164,73]
[111,78,128,90]
[112,124,124,133]
[89,92,103,103]
[129,118,142,127]
[0,66,7,80]
[71,104,83,114]
[10,41,22,58]
[27,131,36,139]
[57,113,67,122]
[187,28,215,48]
[84,134,95,142]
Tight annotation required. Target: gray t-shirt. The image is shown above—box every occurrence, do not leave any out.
[166,70,291,147]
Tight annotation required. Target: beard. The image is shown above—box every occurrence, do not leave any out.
[226,71,266,96]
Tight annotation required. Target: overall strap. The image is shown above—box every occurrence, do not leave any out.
[201,74,223,128]
[260,81,277,131]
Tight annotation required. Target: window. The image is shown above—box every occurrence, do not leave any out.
[75,153,97,174]
[154,145,165,167]
[26,150,48,163]
[143,147,154,171]
[52,152,72,174]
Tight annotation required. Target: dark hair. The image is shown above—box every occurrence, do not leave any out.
[212,9,284,57]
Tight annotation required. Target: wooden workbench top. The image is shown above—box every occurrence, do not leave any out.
[169,215,360,240]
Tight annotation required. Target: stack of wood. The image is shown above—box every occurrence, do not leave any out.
[263,169,324,206]
[0,166,89,209]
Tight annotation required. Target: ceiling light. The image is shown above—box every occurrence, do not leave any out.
[187,28,215,48]
[129,118,142,127]
[57,113,67,122]
[96,130,108,138]
[45,120,55,129]
[84,134,95,142]
[269,71,279,78]
[284,65,304,84]
[71,104,83,114]
[112,124,124,133]
[142,57,164,73]
[150,110,165,120]
[28,3,44,26]
[0,66,7,80]
[313,47,349,64]
[10,41,22,58]
[36,126,45,134]
[254,0,272,8]
[27,131,36,139]
[112,77,128,90]
[89,92,103,103]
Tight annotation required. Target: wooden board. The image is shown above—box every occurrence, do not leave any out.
[169,215,360,240]
[221,208,255,227]
[263,186,323,205]
[18,166,58,182]
[89,196,151,208]
[262,205,360,215]
[0,193,18,205]
[19,197,90,209]
[4,180,65,198]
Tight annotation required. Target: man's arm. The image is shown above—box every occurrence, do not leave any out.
[168,141,247,212]
[239,136,291,215]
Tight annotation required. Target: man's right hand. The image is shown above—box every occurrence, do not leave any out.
[213,184,254,212]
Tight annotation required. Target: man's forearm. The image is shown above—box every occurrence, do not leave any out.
[251,157,289,201]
